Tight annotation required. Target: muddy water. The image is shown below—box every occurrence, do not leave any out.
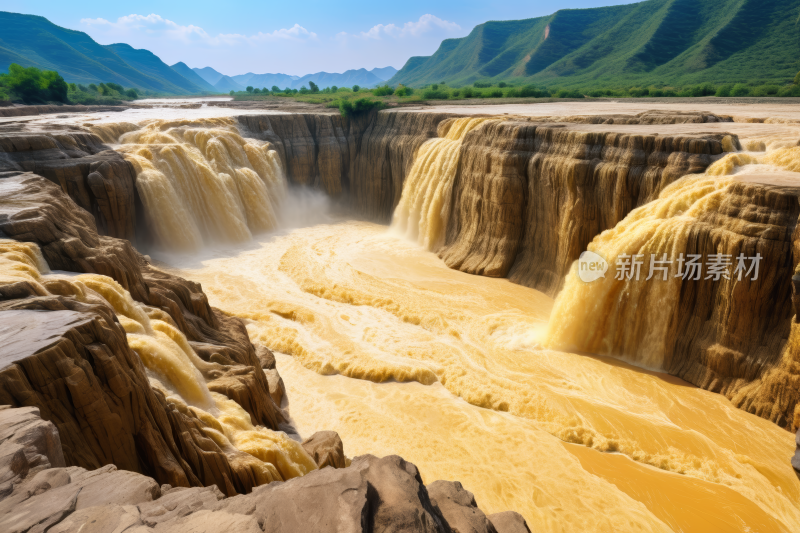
[161,220,800,533]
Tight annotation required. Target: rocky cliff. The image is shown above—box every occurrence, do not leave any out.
[0,172,286,495]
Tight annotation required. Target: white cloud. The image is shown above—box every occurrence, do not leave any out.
[340,14,461,41]
[80,14,316,46]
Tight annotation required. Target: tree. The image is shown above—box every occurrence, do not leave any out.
[331,85,338,92]
[309,81,319,93]
[253,88,260,94]
[352,85,360,92]
[89,84,98,92]
[230,90,235,96]
[0,63,68,103]
[246,86,254,93]
[125,88,138,99]
[795,70,800,85]
[272,85,280,93]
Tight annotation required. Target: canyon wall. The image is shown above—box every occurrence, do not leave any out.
[238,111,454,220]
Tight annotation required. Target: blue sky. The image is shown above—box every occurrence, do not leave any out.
[1,1,640,76]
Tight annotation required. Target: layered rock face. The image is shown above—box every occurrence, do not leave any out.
[0,132,138,242]
[438,122,728,295]
[0,407,530,533]
[238,112,454,220]
[0,173,286,495]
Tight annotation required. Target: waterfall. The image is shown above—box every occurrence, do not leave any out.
[391,117,498,250]
[93,119,286,251]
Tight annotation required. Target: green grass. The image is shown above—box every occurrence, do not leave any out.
[389,0,800,89]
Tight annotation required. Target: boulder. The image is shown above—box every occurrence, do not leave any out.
[487,512,531,533]
[0,406,65,497]
[427,480,497,533]
[302,431,346,469]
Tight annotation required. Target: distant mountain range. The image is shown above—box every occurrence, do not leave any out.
[0,11,398,95]
[389,0,800,87]
[193,66,398,92]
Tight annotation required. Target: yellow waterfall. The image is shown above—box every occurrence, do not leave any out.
[92,119,286,251]
[391,117,497,250]
[546,145,800,367]
[0,239,316,482]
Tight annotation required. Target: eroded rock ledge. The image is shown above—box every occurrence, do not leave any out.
[0,173,284,495]
[0,406,529,533]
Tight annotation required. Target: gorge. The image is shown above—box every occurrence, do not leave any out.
[1,100,800,533]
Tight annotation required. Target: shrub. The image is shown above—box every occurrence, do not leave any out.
[337,97,385,117]
[451,89,461,97]
[555,89,583,99]
[488,89,503,98]
[125,88,138,99]
[463,87,474,98]
[299,86,309,94]
[498,81,507,88]
[230,90,235,96]
[795,70,800,85]
[431,84,439,90]
[395,85,413,97]
[629,87,649,97]
[731,83,750,97]
[423,88,449,99]
[473,81,492,88]
[352,85,360,92]
[89,84,98,92]
[778,85,800,97]
[0,63,69,103]
[373,84,395,96]
[715,84,733,97]
[77,84,88,92]
[751,85,780,96]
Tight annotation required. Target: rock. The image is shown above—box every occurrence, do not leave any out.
[351,454,451,533]
[256,344,277,370]
[216,461,371,533]
[265,368,286,406]
[0,406,65,496]
[427,480,497,533]
[302,431,346,469]
[487,512,531,533]
[145,510,263,533]
[0,132,138,241]
[48,504,143,533]
[138,485,225,527]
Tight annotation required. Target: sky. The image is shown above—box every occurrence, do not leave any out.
[0,1,640,76]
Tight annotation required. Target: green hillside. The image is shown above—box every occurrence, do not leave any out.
[390,0,800,88]
[0,12,203,94]
[105,44,206,94]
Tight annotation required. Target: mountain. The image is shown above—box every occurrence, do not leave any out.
[292,68,384,89]
[213,75,244,92]
[370,67,398,81]
[192,67,225,86]
[0,11,202,94]
[389,0,800,88]
[105,44,205,94]
[170,62,218,92]
[232,72,299,90]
